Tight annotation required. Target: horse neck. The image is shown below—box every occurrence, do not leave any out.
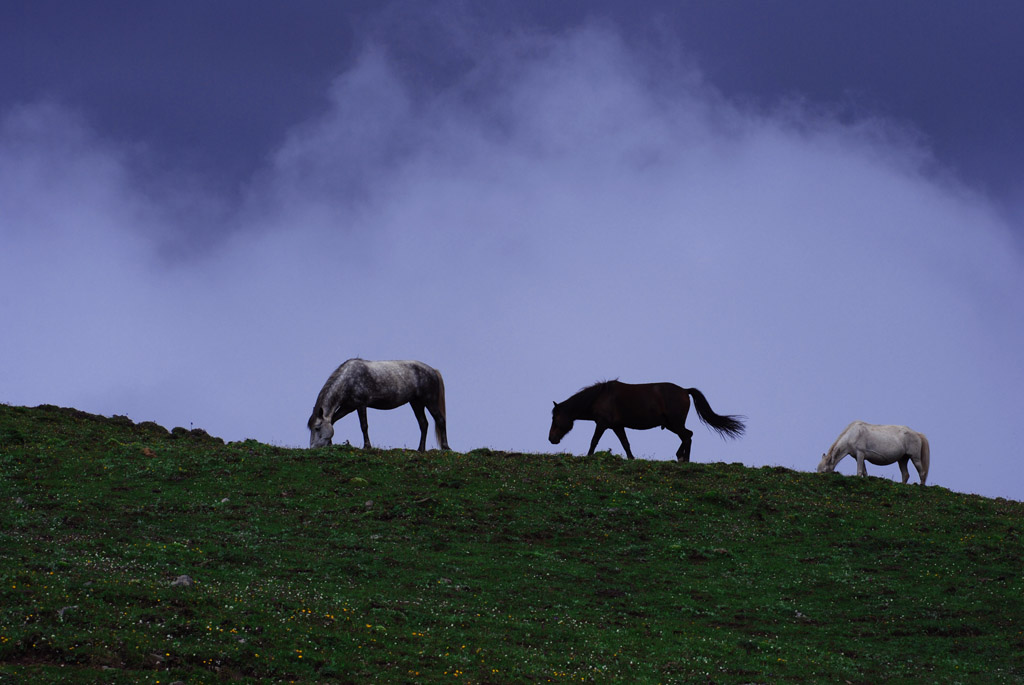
[824,422,861,466]
[561,383,608,419]
[318,360,362,415]
[827,437,851,465]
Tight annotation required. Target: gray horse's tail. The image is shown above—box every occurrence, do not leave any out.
[918,433,930,485]
[434,369,447,447]
[685,388,746,439]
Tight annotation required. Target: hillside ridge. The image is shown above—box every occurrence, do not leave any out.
[2,402,1023,682]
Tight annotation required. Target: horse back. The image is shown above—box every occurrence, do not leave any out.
[363,360,442,408]
[845,422,923,456]
[321,359,441,412]
[594,381,688,429]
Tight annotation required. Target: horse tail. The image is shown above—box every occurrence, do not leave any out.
[918,432,930,485]
[685,388,746,439]
[434,368,447,447]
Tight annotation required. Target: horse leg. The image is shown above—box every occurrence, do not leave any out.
[357,407,372,449]
[410,402,429,452]
[426,401,450,450]
[673,427,694,463]
[910,454,926,485]
[612,426,635,460]
[898,456,911,484]
[855,452,868,477]
[587,425,607,456]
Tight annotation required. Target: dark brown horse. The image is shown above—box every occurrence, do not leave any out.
[548,380,745,462]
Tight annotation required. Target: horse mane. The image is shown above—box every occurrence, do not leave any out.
[308,358,366,427]
[560,379,618,413]
[823,421,862,465]
[326,358,363,382]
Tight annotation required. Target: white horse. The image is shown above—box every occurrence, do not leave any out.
[817,420,929,485]
[308,359,449,451]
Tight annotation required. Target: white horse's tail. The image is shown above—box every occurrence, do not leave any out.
[918,433,930,485]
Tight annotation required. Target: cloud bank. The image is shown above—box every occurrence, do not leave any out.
[2,26,1021,499]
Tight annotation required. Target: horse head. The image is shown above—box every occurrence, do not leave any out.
[816,452,833,473]
[308,412,335,448]
[548,401,574,445]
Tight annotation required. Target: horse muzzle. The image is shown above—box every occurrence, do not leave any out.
[310,433,333,449]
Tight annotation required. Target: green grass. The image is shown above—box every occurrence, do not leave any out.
[1,403,1022,683]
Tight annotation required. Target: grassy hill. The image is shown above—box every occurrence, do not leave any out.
[1,403,1022,683]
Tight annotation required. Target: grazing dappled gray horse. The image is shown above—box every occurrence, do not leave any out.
[817,420,930,485]
[308,359,450,451]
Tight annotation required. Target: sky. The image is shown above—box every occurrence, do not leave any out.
[2,1,1023,500]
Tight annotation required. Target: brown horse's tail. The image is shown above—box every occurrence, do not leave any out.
[685,388,746,439]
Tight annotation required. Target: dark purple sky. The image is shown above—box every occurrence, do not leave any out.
[4,1,1023,216]
[2,1,1022,500]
